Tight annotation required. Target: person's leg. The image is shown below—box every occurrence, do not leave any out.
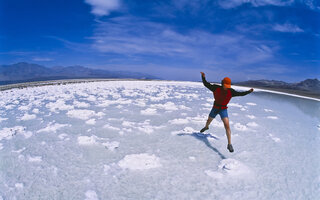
[221,117,231,144]
[205,116,213,128]
[220,109,234,152]
[200,116,212,132]
[200,108,218,132]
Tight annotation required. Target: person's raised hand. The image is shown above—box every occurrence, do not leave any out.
[200,72,205,77]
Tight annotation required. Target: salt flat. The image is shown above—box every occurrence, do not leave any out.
[0,80,319,199]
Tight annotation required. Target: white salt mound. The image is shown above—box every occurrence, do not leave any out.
[0,117,8,122]
[140,108,157,115]
[78,135,98,146]
[86,119,96,125]
[218,158,252,177]
[234,123,248,131]
[169,118,189,125]
[15,183,24,189]
[247,122,259,127]
[246,115,256,119]
[103,124,120,131]
[67,109,96,120]
[118,153,161,170]
[206,159,253,180]
[228,103,243,108]
[267,116,278,120]
[0,126,32,141]
[85,190,98,200]
[28,156,42,162]
[21,113,36,121]
[37,122,69,133]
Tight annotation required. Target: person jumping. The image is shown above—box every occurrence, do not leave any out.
[200,72,254,153]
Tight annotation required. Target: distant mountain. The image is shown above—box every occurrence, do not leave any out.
[0,62,159,85]
[236,79,320,95]
[295,79,320,91]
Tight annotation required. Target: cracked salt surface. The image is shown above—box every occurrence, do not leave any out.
[0,80,319,199]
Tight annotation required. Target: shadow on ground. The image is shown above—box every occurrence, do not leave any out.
[177,132,226,159]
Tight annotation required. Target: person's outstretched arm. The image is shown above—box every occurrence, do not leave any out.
[200,72,219,92]
[231,88,254,97]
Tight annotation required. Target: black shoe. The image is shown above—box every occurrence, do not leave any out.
[227,144,234,153]
[200,127,209,133]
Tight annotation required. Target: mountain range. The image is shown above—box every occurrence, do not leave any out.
[0,62,319,98]
[0,62,158,85]
[236,79,320,97]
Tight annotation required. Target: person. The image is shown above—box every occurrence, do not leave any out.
[200,72,254,153]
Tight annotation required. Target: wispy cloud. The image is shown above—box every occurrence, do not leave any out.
[84,0,121,16]
[90,17,190,56]
[218,0,294,9]
[32,57,53,61]
[171,0,209,12]
[302,0,320,10]
[89,16,277,70]
[273,23,304,33]
[0,51,35,56]
[45,35,92,52]
[218,0,320,10]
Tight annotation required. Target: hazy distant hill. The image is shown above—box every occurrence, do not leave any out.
[236,79,320,97]
[0,62,159,85]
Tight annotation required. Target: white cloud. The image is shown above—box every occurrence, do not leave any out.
[302,0,320,10]
[90,17,190,56]
[85,16,282,82]
[32,57,53,61]
[84,0,120,16]
[218,0,294,9]
[89,17,276,68]
[218,0,318,10]
[273,23,304,33]
[218,0,247,9]
[172,0,209,11]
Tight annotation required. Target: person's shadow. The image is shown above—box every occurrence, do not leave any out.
[177,132,226,159]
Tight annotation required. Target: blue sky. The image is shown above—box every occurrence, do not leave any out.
[0,0,319,82]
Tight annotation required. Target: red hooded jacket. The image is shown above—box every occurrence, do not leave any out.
[202,76,251,109]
